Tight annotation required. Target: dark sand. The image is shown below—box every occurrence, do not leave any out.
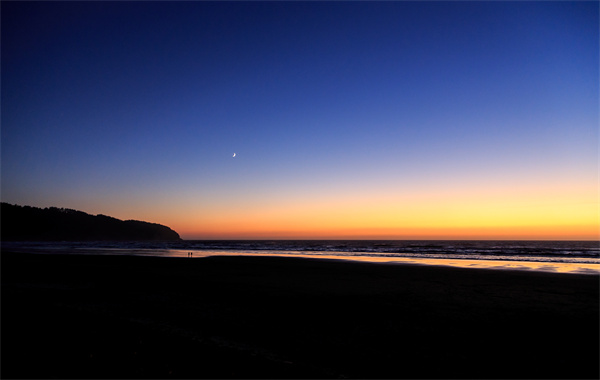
[2,252,598,379]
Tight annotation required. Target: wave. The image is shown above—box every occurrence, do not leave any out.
[4,240,598,264]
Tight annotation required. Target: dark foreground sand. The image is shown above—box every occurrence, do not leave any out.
[2,252,598,379]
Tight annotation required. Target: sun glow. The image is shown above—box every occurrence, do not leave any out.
[168,180,599,240]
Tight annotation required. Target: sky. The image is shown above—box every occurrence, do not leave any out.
[2,1,598,240]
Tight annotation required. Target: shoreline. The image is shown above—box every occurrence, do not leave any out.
[2,251,598,378]
[187,251,600,275]
[3,245,600,274]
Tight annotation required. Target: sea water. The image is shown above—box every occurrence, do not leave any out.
[3,240,599,274]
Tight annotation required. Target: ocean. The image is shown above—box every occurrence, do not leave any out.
[3,239,599,274]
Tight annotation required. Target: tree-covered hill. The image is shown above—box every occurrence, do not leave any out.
[1,203,181,241]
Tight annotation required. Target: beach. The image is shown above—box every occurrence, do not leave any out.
[2,252,598,379]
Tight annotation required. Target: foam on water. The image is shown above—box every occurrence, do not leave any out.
[3,240,599,274]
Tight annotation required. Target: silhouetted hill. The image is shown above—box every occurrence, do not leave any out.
[1,203,181,241]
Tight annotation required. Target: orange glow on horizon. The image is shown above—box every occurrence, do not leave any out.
[99,175,599,241]
[172,198,599,240]
[177,224,599,240]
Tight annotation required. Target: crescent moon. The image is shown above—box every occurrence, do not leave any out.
[233,153,236,157]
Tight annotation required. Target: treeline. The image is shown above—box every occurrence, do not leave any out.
[1,203,181,241]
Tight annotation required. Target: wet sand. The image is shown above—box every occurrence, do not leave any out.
[2,252,598,379]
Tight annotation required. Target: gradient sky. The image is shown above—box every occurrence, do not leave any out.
[2,1,598,240]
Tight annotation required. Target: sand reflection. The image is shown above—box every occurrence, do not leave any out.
[168,250,600,274]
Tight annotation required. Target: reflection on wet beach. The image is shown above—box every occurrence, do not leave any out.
[166,250,600,274]
[3,241,598,275]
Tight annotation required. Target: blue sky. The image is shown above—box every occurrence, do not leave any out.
[2,1,598,239]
